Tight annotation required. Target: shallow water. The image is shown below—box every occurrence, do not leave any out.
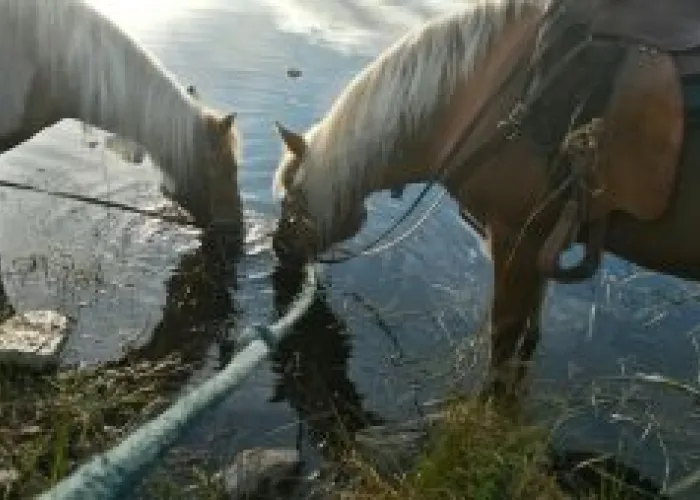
[3,0,700,496]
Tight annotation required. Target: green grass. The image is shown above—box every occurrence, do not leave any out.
[335,396,669,500]
[336,398,567,500]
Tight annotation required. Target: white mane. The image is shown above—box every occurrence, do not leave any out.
[0,0,206,185]
[275,0,548,235]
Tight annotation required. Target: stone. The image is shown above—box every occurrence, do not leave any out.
[353,412,444,478]
[0,468,19,486]
[104,133,146,164]
[223,447,302,499]
[0,310,71,370]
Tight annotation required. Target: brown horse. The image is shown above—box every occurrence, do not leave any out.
[0,0,241,229]
[271,0,700,400]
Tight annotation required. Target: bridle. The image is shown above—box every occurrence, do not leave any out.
[283,0,594,266]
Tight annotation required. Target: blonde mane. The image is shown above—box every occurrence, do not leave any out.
[0,0,211,187]
[275,0,548,235]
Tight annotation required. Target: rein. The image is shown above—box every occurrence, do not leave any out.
[319,2,591,265]
[0,177,198,226]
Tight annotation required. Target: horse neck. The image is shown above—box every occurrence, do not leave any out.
[381,7,544,196]
[3,0,204,176]
[415,12,541,198]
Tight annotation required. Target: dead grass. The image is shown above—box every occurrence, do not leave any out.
[0,355,195,499]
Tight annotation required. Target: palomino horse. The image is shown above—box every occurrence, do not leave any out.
[272,0,700,399]
[0,0,241,229]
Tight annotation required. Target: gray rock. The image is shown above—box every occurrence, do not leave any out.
[353,412,444,477]
[0,310,71,370]
[223,447,302,499]
[0,468,19,486]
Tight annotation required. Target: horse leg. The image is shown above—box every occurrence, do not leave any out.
[483,223,547,405]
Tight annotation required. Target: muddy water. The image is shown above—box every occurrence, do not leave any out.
[3,0,700,495]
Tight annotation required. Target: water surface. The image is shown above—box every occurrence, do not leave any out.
[3,0,700,496]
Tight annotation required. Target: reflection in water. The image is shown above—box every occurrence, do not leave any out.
[123,229,241,371]
[269,264,383,455]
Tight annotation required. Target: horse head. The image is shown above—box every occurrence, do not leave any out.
[201,110,241,230]
[272,122,367,264]
[172,85,242,233]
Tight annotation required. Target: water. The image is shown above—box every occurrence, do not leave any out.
[3,0,700,496]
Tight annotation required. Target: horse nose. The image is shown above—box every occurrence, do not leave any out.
[272,224,307,266]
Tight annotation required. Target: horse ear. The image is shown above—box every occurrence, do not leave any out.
[275,121,306,157]
[221,113,235,131]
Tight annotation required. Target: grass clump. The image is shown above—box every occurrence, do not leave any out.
[339,398,566,500]
[0,355,190,499]
[337,397,669,500]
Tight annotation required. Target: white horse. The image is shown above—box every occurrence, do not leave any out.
[0,0,241,229]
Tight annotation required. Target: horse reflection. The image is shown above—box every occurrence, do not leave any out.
[122,230,241,373]
[268,264,382,456]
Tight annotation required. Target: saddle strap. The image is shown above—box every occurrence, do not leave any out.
[537,118,608,283]
[537,199,607,284]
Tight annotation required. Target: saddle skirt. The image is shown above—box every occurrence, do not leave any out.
[595,45,684,221]
[530,0,695,223]
[570,0,700,53]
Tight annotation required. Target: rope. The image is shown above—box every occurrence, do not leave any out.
[0,178,197,226]
[39,262,320,500]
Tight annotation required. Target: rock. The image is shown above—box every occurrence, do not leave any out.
[0,468,19,486]
[353,412,444,477]
[0,310,71,370]
[223,447,302,499]
[104,134,146,164]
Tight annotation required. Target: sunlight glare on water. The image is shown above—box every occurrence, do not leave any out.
[259,0,468,54]
[86,0,200,32]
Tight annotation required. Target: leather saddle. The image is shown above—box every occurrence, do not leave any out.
[570,0,700,53]
[538,0,693,282]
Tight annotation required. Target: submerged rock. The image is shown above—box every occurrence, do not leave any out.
[353,412,444,478]
[0,310,71,370]
[223,447,302,499]
[0,468,19,487]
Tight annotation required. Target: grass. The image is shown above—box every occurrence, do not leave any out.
[334,396,670,500]
[336,398,565,500]
[0,354,204,499]
[0,353,687,500]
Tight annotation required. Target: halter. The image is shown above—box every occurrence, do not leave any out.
[317,0,591,265]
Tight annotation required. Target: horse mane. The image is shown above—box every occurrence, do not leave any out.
[0,0,208,184]
[276,0,548,234]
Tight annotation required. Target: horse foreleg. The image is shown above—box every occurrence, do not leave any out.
[484,224,547,405]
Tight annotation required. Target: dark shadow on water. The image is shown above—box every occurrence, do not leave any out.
[268,263,383,457]
[121,229,242,373]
